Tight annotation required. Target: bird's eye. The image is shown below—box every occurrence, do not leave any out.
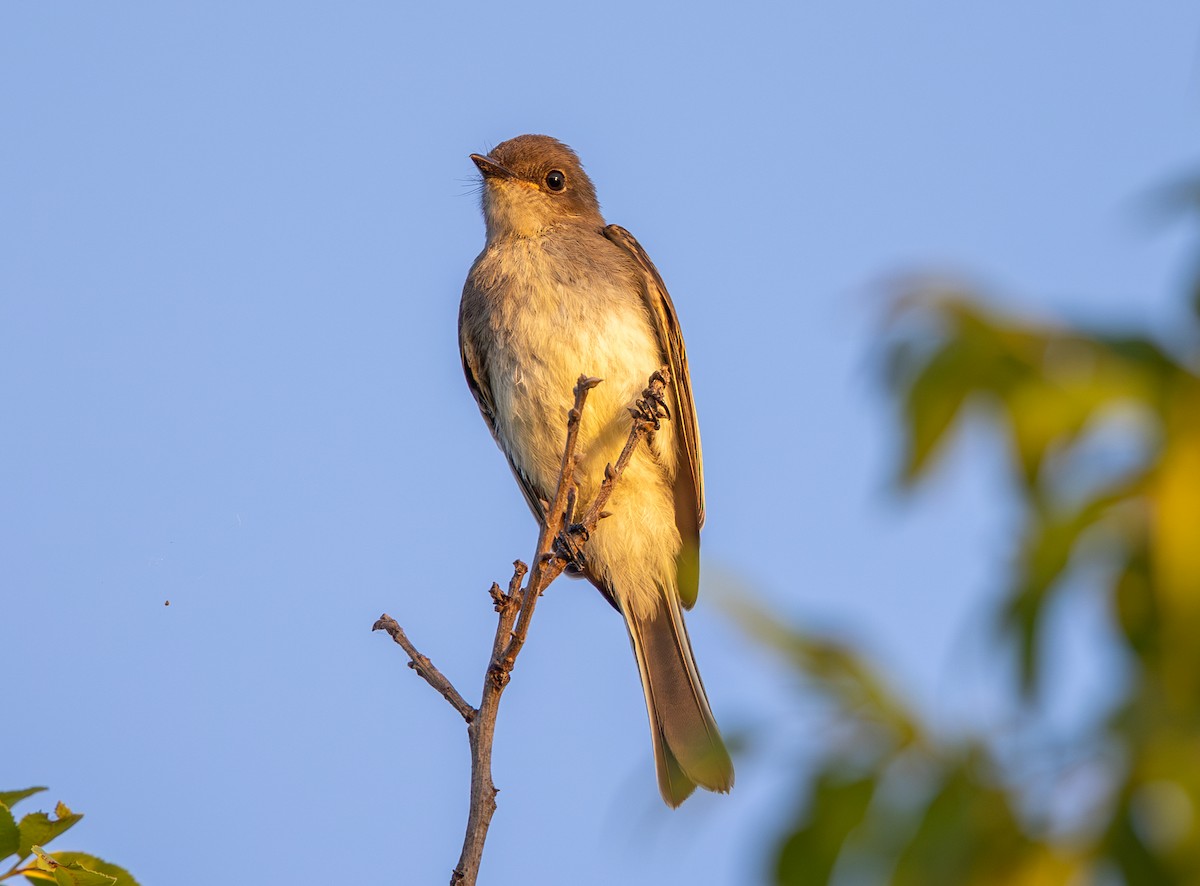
[545,170,566,191]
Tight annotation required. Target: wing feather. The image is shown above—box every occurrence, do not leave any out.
[603,224,705,607]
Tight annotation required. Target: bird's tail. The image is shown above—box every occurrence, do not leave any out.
[625,589,734,806]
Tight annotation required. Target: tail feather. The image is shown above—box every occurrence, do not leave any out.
[655,727,698,807]
[627,590,734,806]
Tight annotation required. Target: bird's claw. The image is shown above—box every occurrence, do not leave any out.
[630,380,671,429]
[554,523,590,571]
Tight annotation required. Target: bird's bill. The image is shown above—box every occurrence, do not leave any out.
[470,153,515,180]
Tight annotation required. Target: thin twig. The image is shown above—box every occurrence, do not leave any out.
[577,368,670,530]
[373,615,476,723]
[375,370,670,886]
[496,375,602,671]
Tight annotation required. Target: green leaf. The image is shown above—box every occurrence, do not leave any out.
[0,789,47,811]
[1002,489,1133,696]
[28,847,117,886]
[775,772,877,886]
[892,754,1032,886]
[1094,334,1180,385]
[36,854,137,886]
[1114,547,1158,663]
[898,338,975,483]
[997,334,1159,487]
[0,803,19,860]
[17,804,83,859]
[1102,792,1175,886]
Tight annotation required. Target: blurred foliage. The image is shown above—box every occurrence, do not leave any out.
[0,789,137,886]
[756,180,1200,884]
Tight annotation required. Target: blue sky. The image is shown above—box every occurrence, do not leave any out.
[4,3,1200,884]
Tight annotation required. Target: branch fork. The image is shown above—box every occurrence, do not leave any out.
[373,369,670,886]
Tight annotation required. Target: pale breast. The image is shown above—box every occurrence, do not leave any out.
[476,236,674,501]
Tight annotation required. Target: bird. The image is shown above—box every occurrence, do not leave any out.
[458,134,733,806]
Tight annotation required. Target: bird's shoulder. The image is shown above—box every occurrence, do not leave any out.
[601,224,669,291]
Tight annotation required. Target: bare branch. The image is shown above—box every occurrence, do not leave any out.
[373,615,476,723]
[376,369,670,886]
[495,374,602,671]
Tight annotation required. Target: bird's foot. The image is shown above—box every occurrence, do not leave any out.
[554,523,590,571]
[630,370,671,430]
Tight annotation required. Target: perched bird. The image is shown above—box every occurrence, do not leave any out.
[459,134,733,806]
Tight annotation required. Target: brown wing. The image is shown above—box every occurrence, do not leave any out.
[459,285,546,523]
[603,224,705,608]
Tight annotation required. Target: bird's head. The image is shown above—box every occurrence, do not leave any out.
[471,134,602,240]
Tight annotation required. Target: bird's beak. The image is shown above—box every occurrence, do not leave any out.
[470,153,515,180]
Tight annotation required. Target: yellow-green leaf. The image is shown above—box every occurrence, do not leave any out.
[899,338,977,482]
[29,847,117,886]
[40,855,137,886]
[775,772,876,886]
[17,805,83,860]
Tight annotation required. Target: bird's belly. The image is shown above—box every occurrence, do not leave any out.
[489,286,670,503]
[484,272,683,618]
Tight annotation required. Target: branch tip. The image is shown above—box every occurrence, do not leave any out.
[372,613,398,633]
